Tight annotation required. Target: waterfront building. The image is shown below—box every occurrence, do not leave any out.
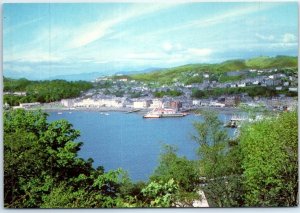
[209,102,225,107]
[19,102,40,108]
[192,99,201,106]
[288,87,298,92]
[149,99,163,109]
[61,99,75,107]
[133,100,151,109]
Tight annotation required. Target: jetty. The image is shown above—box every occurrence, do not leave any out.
[224,115,247,128]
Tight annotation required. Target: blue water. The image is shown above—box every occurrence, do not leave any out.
[47,111,233,181]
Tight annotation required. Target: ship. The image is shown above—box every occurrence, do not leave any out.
[143,113,162,118]
[143,108,187,118]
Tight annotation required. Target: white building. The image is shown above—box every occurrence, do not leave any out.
[61,99,75,107]
[74,98,124,108]
[192,100,201,106]
[133,100,150,109]
[288,87,298,92]
[237,83,246,88]
[209,102,225,107]
[19,102,40,108]
[203,74,209,78]
[149,99,163,109]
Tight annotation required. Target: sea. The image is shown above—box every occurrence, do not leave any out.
[48,111,235,181]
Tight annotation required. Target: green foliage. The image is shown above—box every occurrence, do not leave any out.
[216,59,247,72]
[150,145,199,206]
[191,86,290,99]
[141,179,179,207]
[3,78,93,106]
[184,76,203,85]
[3,109,130,208]
[191,89,206,98]
[4,107,298,208]
[218,74,242,83]
[130,91,142,98]
[130,56,297,85]
[240,111,298,207]
[192,111,229,177]
[151,145,199,192]
[192,111,244,207]
[154,90,182,98]
[245,56,298,69]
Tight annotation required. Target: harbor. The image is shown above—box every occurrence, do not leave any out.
[47,110,237,181]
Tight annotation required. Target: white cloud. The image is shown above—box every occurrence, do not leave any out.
[142,3,277,37]
[282,33,297,43]
[121,45,213,65]
[162,41,183,54]
[162,42,173,52]
[6,50,63,63]
[3,17,44,34]
[125,52,165,61]
[4,63,33,73]
[187,48,212,57]
[66,3,180,49]
[255,33,275,41]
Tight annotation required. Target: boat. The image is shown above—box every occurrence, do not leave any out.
[161,112,187,117]
[57,112,63,115]
[143,113,162,118]
[126,109,142,114]
[143,108,187,118]
[105,113,110,116]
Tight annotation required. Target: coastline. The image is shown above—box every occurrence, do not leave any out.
[27,103,243,115]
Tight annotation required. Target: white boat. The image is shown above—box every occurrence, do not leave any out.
[143,108,187,118]
[143,113,162,118]
[57,112,63,115]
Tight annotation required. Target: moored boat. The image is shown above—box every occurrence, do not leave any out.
[143,113,162,118]
[143,108,188,118]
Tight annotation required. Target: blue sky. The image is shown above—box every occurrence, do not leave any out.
[3,2,298,80]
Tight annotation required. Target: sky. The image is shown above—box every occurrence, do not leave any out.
[3,2,299,80]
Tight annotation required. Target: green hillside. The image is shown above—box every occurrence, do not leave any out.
[128,55,297,85]
[245,55,298,69]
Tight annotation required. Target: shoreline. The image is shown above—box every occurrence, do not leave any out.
[27,104,243,115]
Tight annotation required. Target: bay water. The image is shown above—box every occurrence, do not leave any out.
[48,111,233,181]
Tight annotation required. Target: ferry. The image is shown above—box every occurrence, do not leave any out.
[143,108,187,118]
[143,113,162,118]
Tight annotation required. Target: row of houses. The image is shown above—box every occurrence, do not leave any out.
[61,98,183,110]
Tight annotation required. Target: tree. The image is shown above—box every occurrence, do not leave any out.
[240,111,298,207]
[192,110,244,207]
[141,179,179,207]
[3,109,129,208]
[150,144,199,206]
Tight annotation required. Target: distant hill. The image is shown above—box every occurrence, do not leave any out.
[47,68,162,81]
[128,55,298,85]
[245,55,298,69]
[48,72,107,81]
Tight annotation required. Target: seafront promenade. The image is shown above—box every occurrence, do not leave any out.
[28,101,244,116]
